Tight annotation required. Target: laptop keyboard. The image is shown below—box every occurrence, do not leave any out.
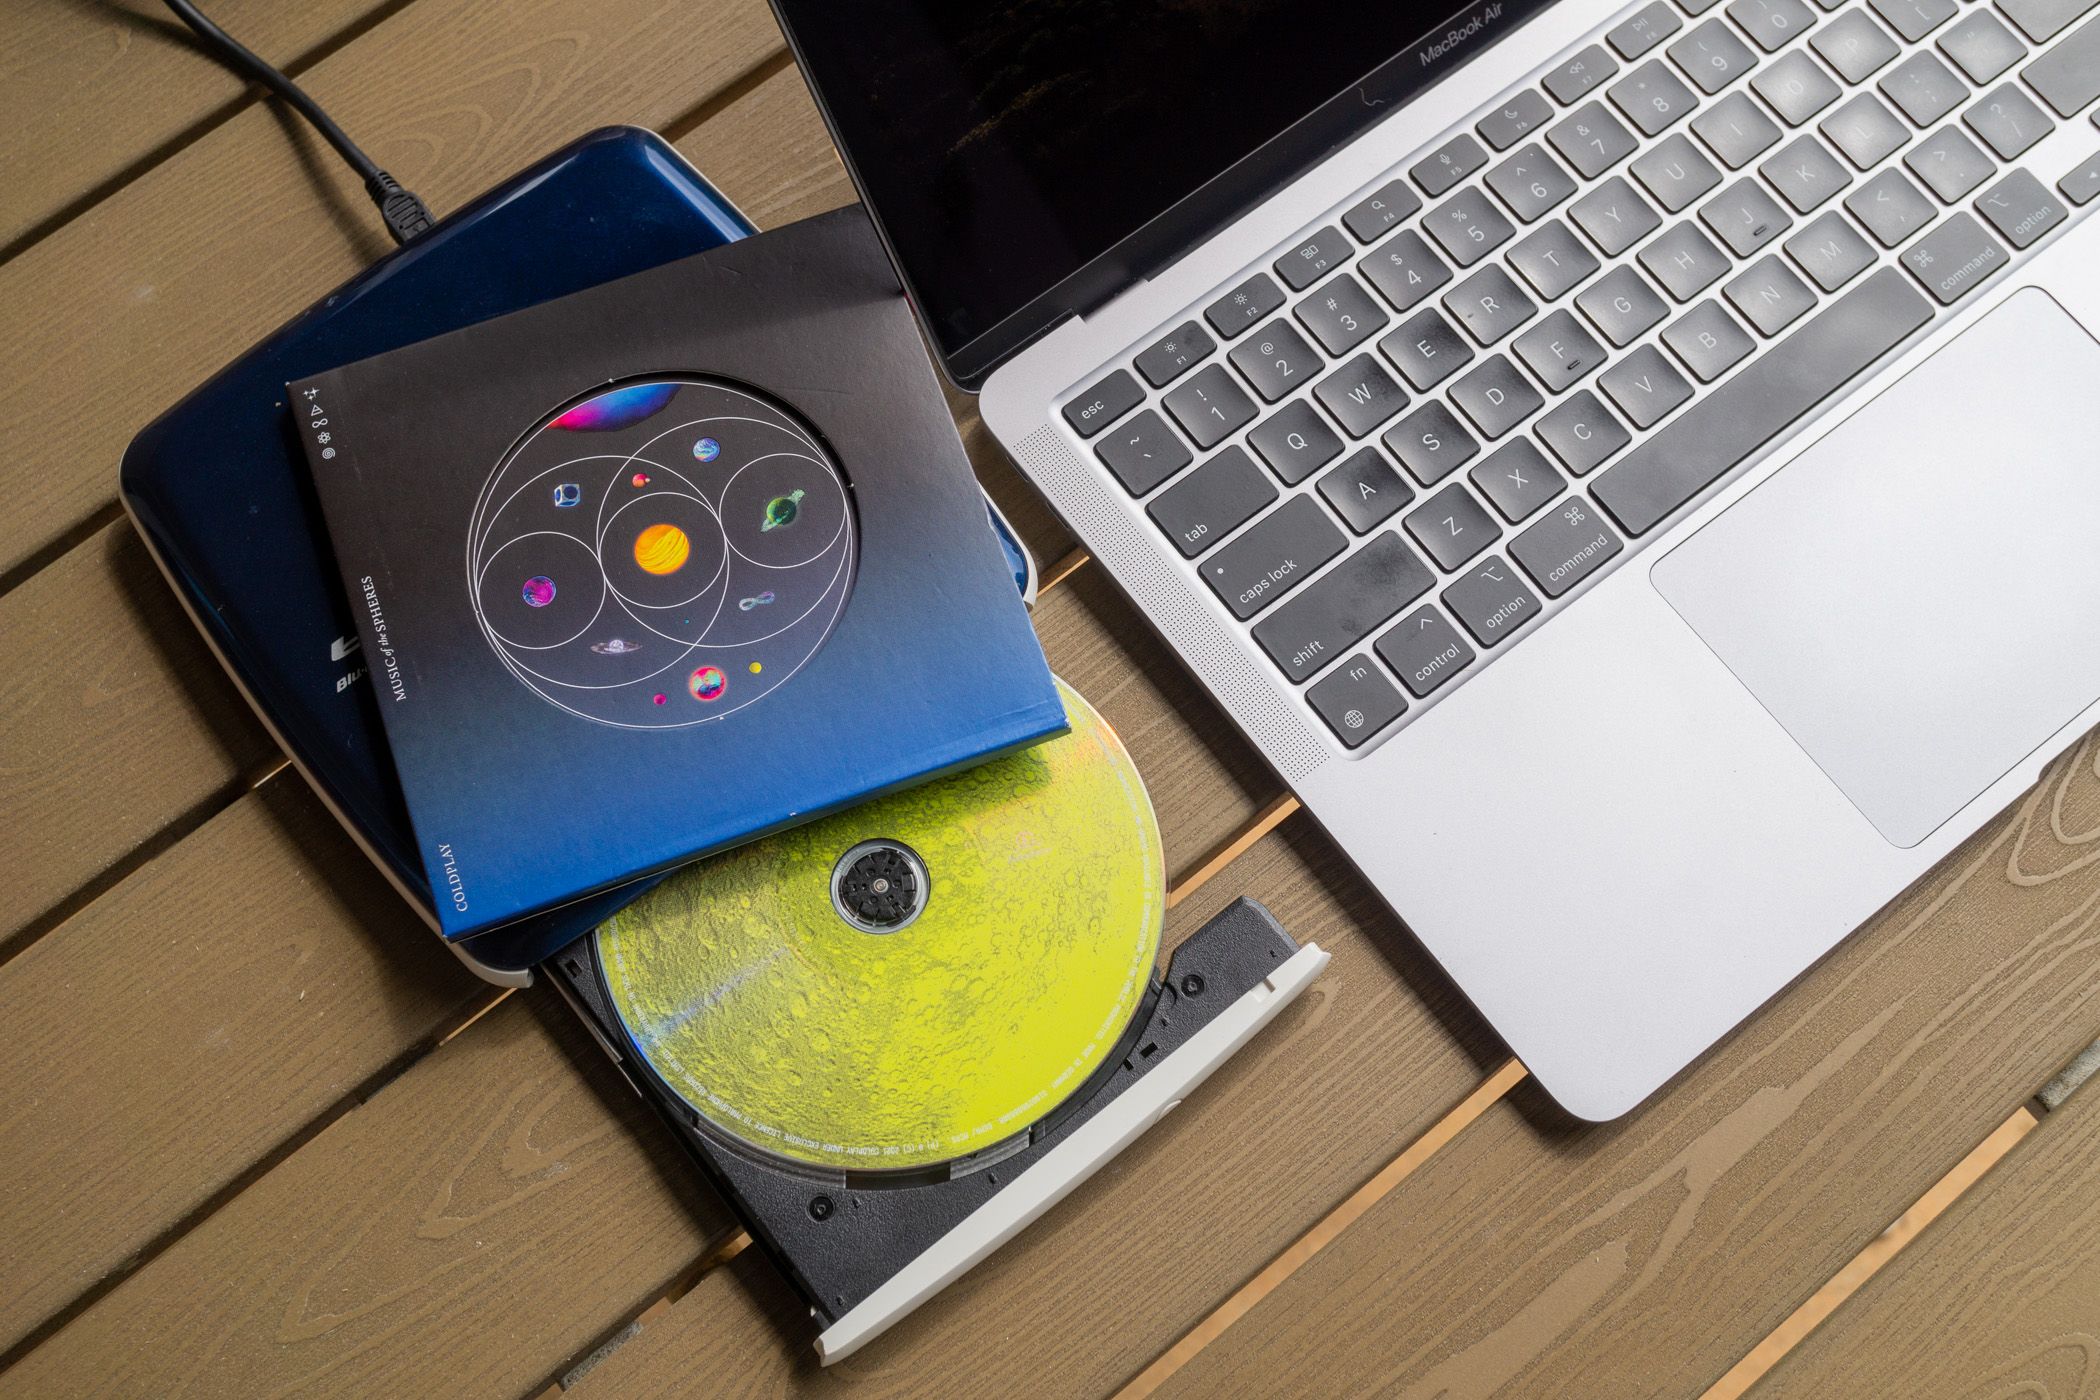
[1059,0,2100,751]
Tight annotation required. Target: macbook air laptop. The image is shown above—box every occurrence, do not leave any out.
[772,0,2100,1118]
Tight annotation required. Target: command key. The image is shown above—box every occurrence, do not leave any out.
[1510,495,1624,597]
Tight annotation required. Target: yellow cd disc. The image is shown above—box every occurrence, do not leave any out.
[595,679,1164,1172]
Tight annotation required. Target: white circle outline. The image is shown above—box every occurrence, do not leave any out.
[465,377,857,729]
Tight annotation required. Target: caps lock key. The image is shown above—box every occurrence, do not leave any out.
[1198,495,1345,620]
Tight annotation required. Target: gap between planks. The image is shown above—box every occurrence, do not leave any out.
[0,0,428,270]
[1114,1032,2075,1400]
[1116,1058,1530,1400]
[1700,1107,2039,1400]
[0,749,285,977]
[1701,1031,2100,1400]
[1112,970,2100,1392]
[0,978,512,1377]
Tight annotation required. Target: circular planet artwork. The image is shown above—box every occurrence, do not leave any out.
[633,522,691,576]
[467,376,856,729]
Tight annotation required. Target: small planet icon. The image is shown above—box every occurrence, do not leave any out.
[591,638,643,655]
[652,693,667,706]
[688,665,727,702]
[521,576,556,608]
[693,437,721,462]
[634,522,690,575]
[761,489,805,531]
[631,471,651,488]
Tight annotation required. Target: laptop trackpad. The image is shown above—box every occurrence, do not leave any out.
[1651,288,2100,848]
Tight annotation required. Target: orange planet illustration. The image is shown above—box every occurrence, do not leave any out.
[633,522,690,575]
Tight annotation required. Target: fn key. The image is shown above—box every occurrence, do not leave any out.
[1308,656,1408,748]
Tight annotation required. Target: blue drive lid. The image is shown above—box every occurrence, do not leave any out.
[122,128,757,975]
[122,129,1041,976]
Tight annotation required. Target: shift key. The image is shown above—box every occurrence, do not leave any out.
[1253,533,1435,681]
[1199,496,1345,620]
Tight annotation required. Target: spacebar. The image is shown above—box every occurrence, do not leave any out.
[1592,268,1932,537]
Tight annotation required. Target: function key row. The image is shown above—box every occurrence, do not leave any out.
[1152,0,2086,369]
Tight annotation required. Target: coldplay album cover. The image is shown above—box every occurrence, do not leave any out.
[291,206,1064,944]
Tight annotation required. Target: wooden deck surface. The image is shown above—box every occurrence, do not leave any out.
[3,2,2095,1395]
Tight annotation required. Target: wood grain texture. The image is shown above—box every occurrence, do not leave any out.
[0,776,482,1359]
[0,519,279,940]
[0,0,786,582]
[0,0,396,252]
[1155,731,2100,1400]
[1759,1078,2100,1399]
[559,820,1506,1397]
[672,62,847,231]
[0,989,731,1400]
[0,540,1291,1394]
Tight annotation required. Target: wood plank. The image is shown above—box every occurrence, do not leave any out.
[0,0,397,253]
[672,62,847,231]
[0,776,482,1359]
[0,519,279,941]
[0,549,1290,1394]
[0,990,731,1400]
[1153,730,2100,1400]
[0,0,786,583]
[558,821,1506,1397]
[1758,1074,2100,1397]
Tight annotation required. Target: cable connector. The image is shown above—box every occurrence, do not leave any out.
[366,171,434,245]
[163,1,441,249]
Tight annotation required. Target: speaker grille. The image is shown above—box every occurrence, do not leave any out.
[1009,425,1329,784]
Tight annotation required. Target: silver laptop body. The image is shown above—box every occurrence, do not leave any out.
[971,0,2100,1117]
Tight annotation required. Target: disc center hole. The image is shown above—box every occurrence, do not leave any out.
[830,840,928,934]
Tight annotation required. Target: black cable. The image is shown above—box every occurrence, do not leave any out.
[161,0,434,245]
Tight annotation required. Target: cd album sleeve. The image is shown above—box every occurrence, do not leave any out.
[289,206,1064,942]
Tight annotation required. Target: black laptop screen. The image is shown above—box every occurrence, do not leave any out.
[773,0,1538,383]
